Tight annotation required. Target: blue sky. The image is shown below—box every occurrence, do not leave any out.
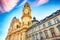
[0,0,60,40]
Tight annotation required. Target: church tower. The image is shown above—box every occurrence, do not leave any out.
[6,3,32,40]
[20,3,32,40]
[21,3,32,26]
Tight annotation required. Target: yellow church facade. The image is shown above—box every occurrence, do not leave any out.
[6,3,60,40]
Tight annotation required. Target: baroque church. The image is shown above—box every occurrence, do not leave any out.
[6,3,60,40]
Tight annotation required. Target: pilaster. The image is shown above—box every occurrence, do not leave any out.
[54,26,59,36]
[22,31,26,40]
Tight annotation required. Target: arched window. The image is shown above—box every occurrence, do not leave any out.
[36,25,40,31]
[49,28,56,37]
[43,24,46,28]
[54,18,60,23]
[44,30,48,38]
[48,21,52,26]
[57,25,60,32]
[38,25,40,30]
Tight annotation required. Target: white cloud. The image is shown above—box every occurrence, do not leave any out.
[34,0,49,6]
[0,0,19,13]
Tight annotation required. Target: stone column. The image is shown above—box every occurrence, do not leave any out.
[17,33,19,40]
[22,32,26,40]
[12,35,14,40]
[54,26,59,36]
[47,30,52,37]
[18,33,21,40]
[17,33,20,40]
[14,34,16,40]
[47,30,52,40]
[42,32,46,40]
[15,34,17,40]
[38,33,40,40]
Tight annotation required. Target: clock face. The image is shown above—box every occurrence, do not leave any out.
[24,9,29,14]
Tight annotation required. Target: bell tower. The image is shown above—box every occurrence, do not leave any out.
[21,3,32,40]
[21,2,32,26]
